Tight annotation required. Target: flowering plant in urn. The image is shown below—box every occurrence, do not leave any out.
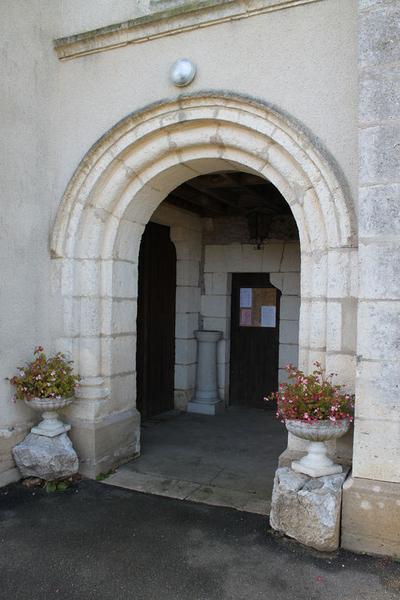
[8,347,80,437]
[268,362,354,477]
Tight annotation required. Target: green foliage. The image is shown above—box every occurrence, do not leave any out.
[95,470,114,481]
[8,346,80,401]
[44,480,71,493]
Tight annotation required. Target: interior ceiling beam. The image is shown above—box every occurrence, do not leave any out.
[185,180,237,207]
[169,189,226,216]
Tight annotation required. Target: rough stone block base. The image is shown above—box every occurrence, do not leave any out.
[67,408,141,478]
[12,433,78,480]
[270,467,348,552]
[342,476,400,559]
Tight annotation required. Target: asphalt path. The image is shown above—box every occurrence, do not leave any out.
[0,480,399,599]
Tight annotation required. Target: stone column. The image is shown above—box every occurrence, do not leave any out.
[187,330,223,415]
[342,0,400,559]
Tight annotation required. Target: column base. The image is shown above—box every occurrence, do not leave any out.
[342,475,400,558]
[187,400,224,416]
[292,460,343,478]
[66,408,141,478]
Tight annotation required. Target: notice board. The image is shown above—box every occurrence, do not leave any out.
[239,287,277,328]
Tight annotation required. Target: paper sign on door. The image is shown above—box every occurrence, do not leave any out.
[261,305,276,328]
[240,288,252,308]
[240,308,252,326]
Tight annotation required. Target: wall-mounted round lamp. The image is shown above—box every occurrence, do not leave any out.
[170,59,196,87]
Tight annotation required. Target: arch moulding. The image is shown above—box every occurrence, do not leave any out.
[51,93,357,476]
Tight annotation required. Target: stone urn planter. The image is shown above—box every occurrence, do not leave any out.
[27,397,73,438]
[286,418,350,477]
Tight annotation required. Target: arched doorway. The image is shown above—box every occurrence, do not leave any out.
[51,93,357,479]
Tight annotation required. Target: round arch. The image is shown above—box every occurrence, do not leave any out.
[51,93,357,476]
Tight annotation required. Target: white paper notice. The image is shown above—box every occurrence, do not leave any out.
[261,305,276,327]
[240,288,252,308]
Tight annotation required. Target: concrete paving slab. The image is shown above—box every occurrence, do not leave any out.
[106,407,286,513]
[104,470,201,500]
[186,483,270,515]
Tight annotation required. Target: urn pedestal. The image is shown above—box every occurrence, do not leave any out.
[187,330,223,416]
[285,419,350,478]
[27,397,73,437]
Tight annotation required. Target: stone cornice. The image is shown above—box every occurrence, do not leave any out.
[54,0,322,61]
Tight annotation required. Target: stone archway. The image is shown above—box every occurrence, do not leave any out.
[51,93,357,476]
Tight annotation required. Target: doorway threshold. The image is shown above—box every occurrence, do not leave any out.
[102,467,270,515]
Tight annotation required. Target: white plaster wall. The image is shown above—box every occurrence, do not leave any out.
[202,241,300,402]
[0,0,358,482]
[52,0,358,206]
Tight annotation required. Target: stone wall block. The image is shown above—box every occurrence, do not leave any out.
[217,339,230,365]
[359,241,400,299]
[78,297,102,337]
[111,299,137,334]
[175,338,197,366]
[200,294,230,318]
[342,475,400,558]
[222,244,243,272]
[359,3,400,67]
[176,260,199,287]
[307,300,327,350]
[217,361,230,389]
[204,245,227,273]
[327,249,357,299]
[281,273,300,295]
[356,359,400,420]
[279,344,299,369]
[280,296,301,321]
[175,364,196,390]
[176,286,200,313]
[206,272,230,295]
[359,184,400,237]
[360,63,400,123]
[261,242,286,272]
[175,312,199,339]
[174,239,202,262]
[110,372,136,412]
[325,354,356,391]
[202,317,231,338]
[114,220,145,262]
[280,243,301,272]
[241,245,263,271]
[360,124,400,185]
[269,273,284,292]
[353,418,400,482]
[112,261,138,298]
[357,301,400,361]
[326,301,342,352]
[105,335,136,375]
[279,320,299,345]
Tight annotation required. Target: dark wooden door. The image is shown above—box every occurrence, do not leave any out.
[136,222,176,419]
[229,273,281,408]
